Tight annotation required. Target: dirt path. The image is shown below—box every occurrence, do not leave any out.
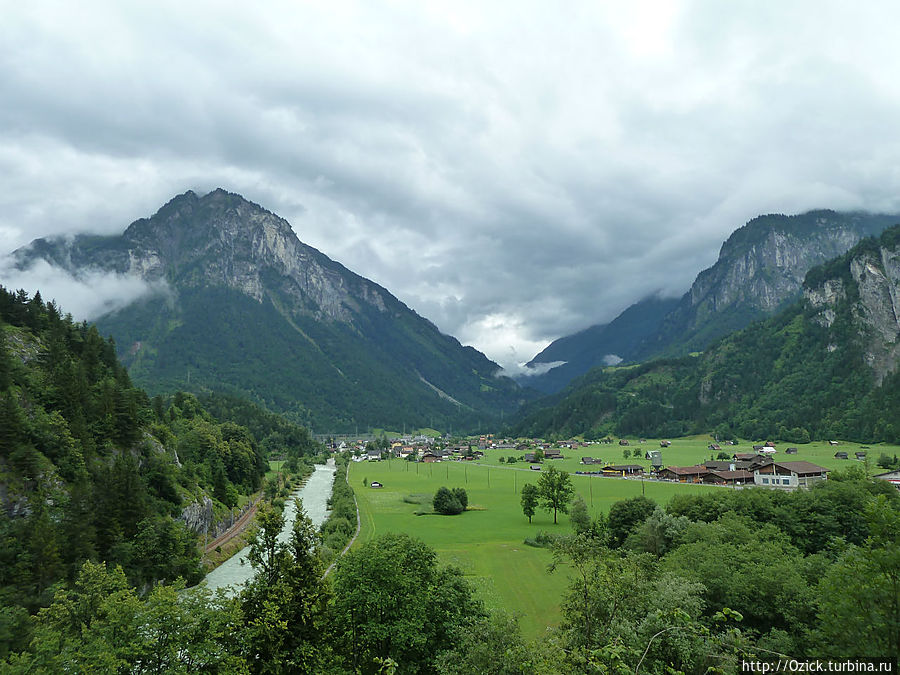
[205,501,259,553]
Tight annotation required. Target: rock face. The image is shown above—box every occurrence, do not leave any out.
[806,234,900,385]
[637,210,900,360]
[525,209,900,393]
[14,189,527,430]
[24,189,376,324]
[179,496,214,535]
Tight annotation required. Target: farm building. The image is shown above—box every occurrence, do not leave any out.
[702,470,754,486]
[602,464,644,476]
[754,461,828,489]
[657,465,708,483]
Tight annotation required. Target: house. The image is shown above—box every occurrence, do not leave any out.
[367,449,383,461]
[544,449,563,460]
[708,443,721,451]
[752,445,765,452]
[834,451,849,460]
[855,451,867,460]
[530,465,542,471]
[659,440,672,447]
[524,453,537,463]
[619,439,630,446]
[829,440,840,446]
[874,470,900,490]
[785,447,798,455]
[657,465,709,483]
[734,452,759,461]
[422,453,440,463]
[765,441,776,448]
[581,457,602,465]
[646,450,662,461]
[702,470,755,486]
[758,447,777,455]
[754,461,828,489]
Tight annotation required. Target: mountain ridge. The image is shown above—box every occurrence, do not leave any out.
[13,189,530,431]
[512,224,900,443]
[524,209,900,393]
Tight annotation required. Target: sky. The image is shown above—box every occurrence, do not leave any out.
[3,0,900,374]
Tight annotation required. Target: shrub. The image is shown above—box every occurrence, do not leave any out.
[433,486,464,515]
[452,487,468,509]
[523,530,557,548]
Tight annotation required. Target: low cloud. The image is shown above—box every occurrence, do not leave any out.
[603,354,623,366]
[0,257,171,321]
[504,360,567,379]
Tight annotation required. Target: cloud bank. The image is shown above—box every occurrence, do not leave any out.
[0,257,171,322]
[3,1,900,371]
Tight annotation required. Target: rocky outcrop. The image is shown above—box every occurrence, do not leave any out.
[179,496,214,535]
[806,239,900,385]
[690,222,862,315]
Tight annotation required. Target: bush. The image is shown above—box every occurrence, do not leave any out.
[433,486,464,515]
[523,530,557,548]
[452,487,468,509]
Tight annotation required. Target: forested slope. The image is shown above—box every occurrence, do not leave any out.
[0,286,316,657]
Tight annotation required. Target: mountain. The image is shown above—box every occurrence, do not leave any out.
[13,189,528,432]
[524,209,900,393]
[512,225,900,443]
[522,295,680,394]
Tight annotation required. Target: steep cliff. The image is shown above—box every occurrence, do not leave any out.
[805,229,900,385]
[14,189,527,431]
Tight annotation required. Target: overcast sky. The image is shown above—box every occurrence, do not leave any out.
[3,0,900,373]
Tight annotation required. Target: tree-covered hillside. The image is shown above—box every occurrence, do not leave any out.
[0,286,316,657]
[513,225,900,442]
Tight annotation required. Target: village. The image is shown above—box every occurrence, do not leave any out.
[331,432,900,492]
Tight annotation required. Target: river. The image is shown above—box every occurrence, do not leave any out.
[202,458,337,597]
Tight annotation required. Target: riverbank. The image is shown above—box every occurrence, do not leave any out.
[202,459,337,596]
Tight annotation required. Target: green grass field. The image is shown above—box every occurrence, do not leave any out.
[348,453,722,638]
[346,436,898,638]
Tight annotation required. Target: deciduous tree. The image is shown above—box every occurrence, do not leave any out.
[537,465,574,524]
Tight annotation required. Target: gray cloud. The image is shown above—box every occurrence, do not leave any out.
[3,1,900,372]
[0,256,172,322]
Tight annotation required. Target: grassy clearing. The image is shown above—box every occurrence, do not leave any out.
[348,437,898,638]
[265,460,285,482]
[348,455,721,639]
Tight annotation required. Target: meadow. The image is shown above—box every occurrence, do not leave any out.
[345,436,898,637]
[479,435,897,474]
[348,450,721,638]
